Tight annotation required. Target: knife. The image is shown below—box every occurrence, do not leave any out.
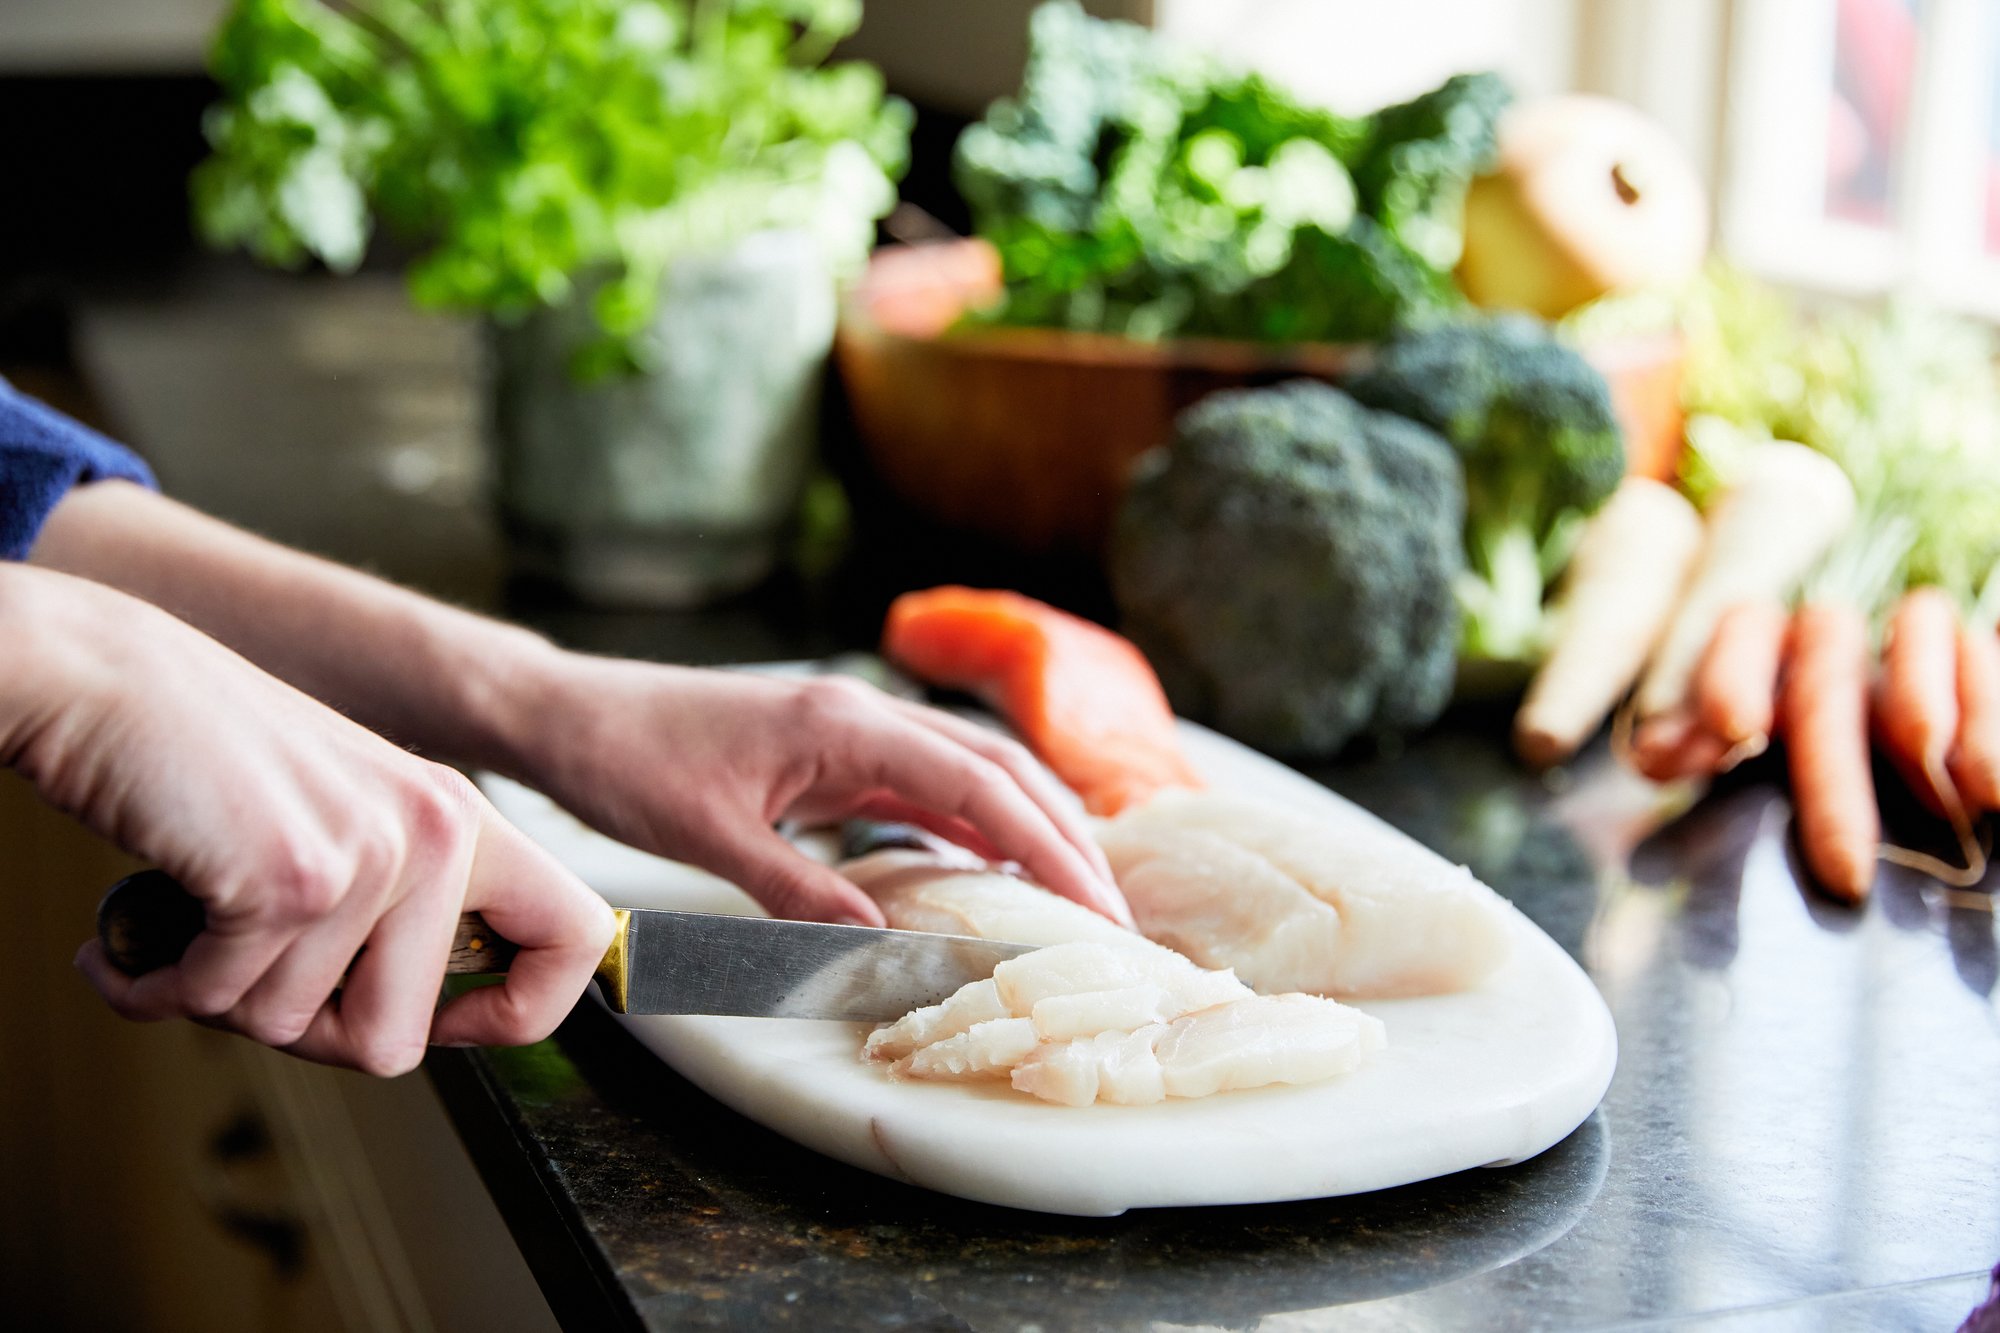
[94,868,1033,1021]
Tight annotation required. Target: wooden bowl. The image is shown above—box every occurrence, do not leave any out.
[835,240,1685,555]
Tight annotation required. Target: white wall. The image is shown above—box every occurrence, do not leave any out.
[1155,0,1580,113]
[0,0,224,72]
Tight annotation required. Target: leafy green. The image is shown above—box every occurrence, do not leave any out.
[195,0,910,369]
[1600,265,2000,611]
[1350,71,1512,270]
[955,1,1505,343]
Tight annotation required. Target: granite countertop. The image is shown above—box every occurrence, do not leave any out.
[66,271,2000,1332]
[425,712,2000,1333]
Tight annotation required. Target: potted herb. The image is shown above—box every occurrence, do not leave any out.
[195,0,911,604]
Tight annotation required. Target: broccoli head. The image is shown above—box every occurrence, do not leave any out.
[1111,380,1465,757]
[1344,315,1625,665]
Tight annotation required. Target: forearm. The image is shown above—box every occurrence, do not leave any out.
[0,562,86,771]
[27,482,564,771]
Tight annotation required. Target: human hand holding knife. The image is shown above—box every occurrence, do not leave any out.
[99,868,1032,1022]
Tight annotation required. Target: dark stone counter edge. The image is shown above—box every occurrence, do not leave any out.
[427,1047,646,1333]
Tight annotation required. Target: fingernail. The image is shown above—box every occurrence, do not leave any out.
[833,914,881,929]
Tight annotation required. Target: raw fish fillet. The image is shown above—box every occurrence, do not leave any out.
[866,937,1381,1107]
[882,586,1202,815]
[989,940,1248,1016]
[845,848,1149,950]
[1098,791,1513,997]
[1011,995,1387,1107]
[898,1018,1040,1080]
[870,938,1250,1068]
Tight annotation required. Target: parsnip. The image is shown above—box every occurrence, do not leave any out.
[1634,440,1855,717]
[1513,477,1703,768]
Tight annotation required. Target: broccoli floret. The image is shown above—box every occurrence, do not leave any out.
[1351,72,1512,270]
[1344,316,1625,666]
[1111,381,1465,757]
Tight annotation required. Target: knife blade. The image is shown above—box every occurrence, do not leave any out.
[96,868,1033,1022]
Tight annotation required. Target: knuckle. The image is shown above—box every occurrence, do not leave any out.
[238,1005,317,1049]
[260,840,351,922]
[354,1036,426,1079]
[408,766,480,838]
[795,676,873,725]
[491,999,556,1048]
[181,980,246,1020]
[990,735,1037,771]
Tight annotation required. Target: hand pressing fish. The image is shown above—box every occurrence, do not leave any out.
[842,795,1510,1107]
[863,939,1385,1107]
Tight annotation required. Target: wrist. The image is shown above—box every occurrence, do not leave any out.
[430,622,579,778]
[0,564,128,773]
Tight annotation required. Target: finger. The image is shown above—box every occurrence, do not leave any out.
[278,887,465,1076]
[842,792,1007,862]
[429,812,616,1049]
[74,939,177,1023]
[699,822,889,927]
[279,836,473,1075]
[226,880,390,1050]
[144,917,302,1022]
[852,720,1133,927]
[887,700,1114,882]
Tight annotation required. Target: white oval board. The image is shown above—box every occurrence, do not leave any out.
[482,720,1617,1217]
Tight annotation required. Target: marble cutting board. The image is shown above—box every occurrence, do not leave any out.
[480,718,1617,1217]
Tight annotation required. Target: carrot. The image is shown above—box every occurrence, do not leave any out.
[1949,621,2000,813]
[1514,478,1703,769]
[1782,602,1878,904]
[1626,711,1734,783]
[883,586,1202,815]
[1693,599,1789,754]
[1636,439,1855,717]
[1873,587,1962,820]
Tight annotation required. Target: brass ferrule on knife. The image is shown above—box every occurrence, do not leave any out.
[596,909,634,1013]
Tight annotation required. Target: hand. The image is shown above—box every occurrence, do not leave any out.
[1,567,616,1075]
[499,658,1130,928]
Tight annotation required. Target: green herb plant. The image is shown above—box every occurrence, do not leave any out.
[196,0,911,376]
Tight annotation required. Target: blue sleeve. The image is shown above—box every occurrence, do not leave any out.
[0,377,158,560]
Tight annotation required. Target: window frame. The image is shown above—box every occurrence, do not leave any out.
[1718,0,2000,314]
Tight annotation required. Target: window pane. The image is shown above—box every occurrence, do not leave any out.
[1987,4,2000,255]
[1826,0,1921,229]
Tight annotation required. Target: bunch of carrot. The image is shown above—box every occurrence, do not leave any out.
[1630,587,1998,903]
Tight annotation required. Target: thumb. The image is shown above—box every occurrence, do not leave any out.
[711,826,886,928]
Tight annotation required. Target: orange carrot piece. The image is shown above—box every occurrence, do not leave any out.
[1627,711,1734,783]
[1693,599,1790,749]
[1873,586,1963,820]
[883,587,1203,816]
[1782,603,1879,904]
[1948,622,2000,813]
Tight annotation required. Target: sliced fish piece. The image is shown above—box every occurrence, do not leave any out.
[1008,994,1383,1107]
[1154,994,1386,1099]
[1011,1028,1167,1107]
[991,939,1247,1015]
[1029,986,1176,1041]
[863,978,1010,1061]
[895,1017,1040,1081]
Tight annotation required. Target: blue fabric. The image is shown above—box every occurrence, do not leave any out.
[0,377,157,560]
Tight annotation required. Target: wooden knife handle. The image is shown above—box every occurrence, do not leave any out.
[97,868,520,979]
